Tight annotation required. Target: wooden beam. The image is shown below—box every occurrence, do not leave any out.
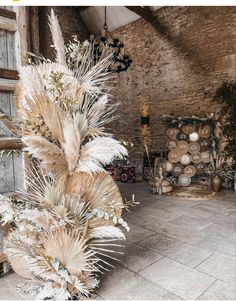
[0,137,23,150]
[0,16,17,32]
[0,69,19,80]
[15,7,29,67]
[125,6,155,22]
[0,8,16,20]
[0,109,21,137]
[0,78,17,91]
[29,7,40,54]
[125,6,166,36]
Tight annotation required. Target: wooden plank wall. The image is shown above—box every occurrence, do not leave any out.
[0,6,23,194]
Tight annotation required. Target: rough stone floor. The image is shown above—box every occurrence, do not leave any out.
[0,182,236,300]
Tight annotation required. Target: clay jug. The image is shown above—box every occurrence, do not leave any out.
[211,174,221,192]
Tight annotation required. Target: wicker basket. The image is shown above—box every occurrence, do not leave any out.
[189,141,200,154]
[167,128,179,139]
[178,174,191,186]
[201,151,211,163]
[180,153,192,165]
[167,139,177,150]
[191,152,202,164]
[189,132,199,142]
[173,163,184,177]
[164,161,174,172]
[182,124,196,135]
[168,149,181,163]
[198,125,211,138]
[177,140,189,154]
[184,165,197,177]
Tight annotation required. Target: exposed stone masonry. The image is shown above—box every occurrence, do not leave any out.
[109,6,236,179]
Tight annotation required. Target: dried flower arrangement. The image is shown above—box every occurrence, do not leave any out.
[0,10,132,300]
[144,144,173,194]
[205,153,234,179]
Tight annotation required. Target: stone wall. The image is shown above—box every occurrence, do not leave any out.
[38,6,90,59]
[109,6,236,179]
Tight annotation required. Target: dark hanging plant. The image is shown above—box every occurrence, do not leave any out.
[214,81,236,165]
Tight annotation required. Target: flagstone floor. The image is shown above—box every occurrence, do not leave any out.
[0,181,236,300]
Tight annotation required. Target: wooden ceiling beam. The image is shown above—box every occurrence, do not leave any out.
[125,6,167,37]
[125,6,155,22]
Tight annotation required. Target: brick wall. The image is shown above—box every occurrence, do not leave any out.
[38,6,90,59]
[109,6,236,179]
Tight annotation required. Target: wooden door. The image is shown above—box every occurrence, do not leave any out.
[0,6,23,194]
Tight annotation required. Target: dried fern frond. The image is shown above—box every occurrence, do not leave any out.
[4,233,63,285]
[41,227,96,276]
[77,53,114,97]
[66,172,123,217]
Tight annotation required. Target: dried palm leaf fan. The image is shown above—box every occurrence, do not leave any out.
[1,10,131,300]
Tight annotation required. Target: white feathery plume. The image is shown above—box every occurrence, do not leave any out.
[89,226,125,240]
[22,135,68,178]
[62,119,81,175]
[86,94,118,130]
[48,9,66,65]
[76,137,128,174]
[16,63,80,119]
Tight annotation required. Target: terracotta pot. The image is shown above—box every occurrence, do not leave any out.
[211,174,222,192]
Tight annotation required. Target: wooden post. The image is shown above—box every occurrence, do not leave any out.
[14,6,29,67]
[0,137,23,150]
[29,7,40,54]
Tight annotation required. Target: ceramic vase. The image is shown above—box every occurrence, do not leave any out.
[211,174,222,192]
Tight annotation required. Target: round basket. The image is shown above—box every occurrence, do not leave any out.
[180,153,192,165]
[194,162,207,174]
[198,125,211,139]
[177,132,189,141]
[189,132,199,142]
[189,141,200,154]
[191,152,202,163]
[167,139,177,150]
[167,128,179,139]
[165,161,173,172]
[182,124,196,135]
[168,149,181,163]
[199,139,209,152]
[201,151,211,163]
[173,163,184,177]
[161,180,173,193]
[184,165,196,177]
[178,174,191,187]
[177,140,189,154]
